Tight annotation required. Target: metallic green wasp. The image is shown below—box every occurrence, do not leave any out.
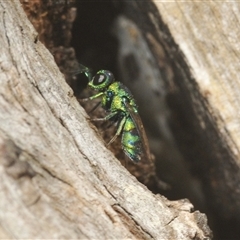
[78,64,152,163]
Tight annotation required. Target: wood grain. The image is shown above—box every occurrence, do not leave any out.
[0,0,211,239]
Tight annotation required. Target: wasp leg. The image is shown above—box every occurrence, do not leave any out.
[91,111,118,122]
[107,116,126,146]
[89,101,101,113]
[78,92,104,102]
[105,119,117,129]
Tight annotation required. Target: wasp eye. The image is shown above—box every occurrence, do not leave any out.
[90,70,115,90]
[93,73,105,85]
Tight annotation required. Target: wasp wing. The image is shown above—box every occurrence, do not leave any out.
[124,99,170,189]
[124,100,153,162]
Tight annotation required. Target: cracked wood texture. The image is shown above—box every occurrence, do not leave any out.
[149,1,240,238]
[0,1,212,239]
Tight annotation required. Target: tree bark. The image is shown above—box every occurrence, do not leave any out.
[112,1,240,238]
[0,1,211,240]
[155,0,240,230]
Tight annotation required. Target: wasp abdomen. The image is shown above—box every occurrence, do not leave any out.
[122,117,142,162]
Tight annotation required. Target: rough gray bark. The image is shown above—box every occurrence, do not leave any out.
[0,1,211,239]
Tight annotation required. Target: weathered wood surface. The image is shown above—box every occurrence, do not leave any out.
[0,1,211,239]
[155,2,240,158]
[151,1,240,238]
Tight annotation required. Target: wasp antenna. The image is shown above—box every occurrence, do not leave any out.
[71,63,93,81]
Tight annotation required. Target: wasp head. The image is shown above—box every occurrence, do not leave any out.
[89,70,115,91]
